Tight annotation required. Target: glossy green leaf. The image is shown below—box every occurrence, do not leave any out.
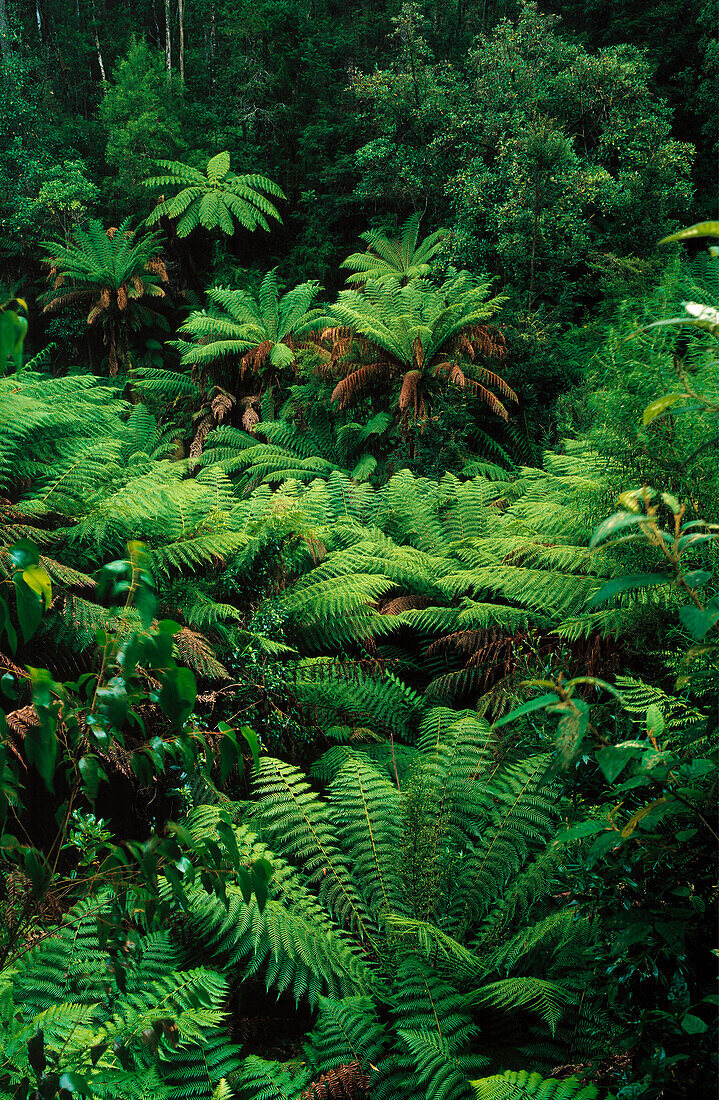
[237,866,253,905]
[21,565,52,608]
[678,604,719,640]
[492,693,558,728]
[94,677,130,731]
[588,573,672,607]
[23,848,51,898]
[158,666,196,728]
[643,393,684,425]
[9,539,39,570]
[239,725,260,771]
[681,569,712,587]
[660,221,719,243]
[14,575,43,643]
[78,755,108,802]
[596,744,640,784]
[0,309,28,374]
[646,704,665,739]
[680,1012,708,1034]
[58,1072,91,1095]
[589,511,650,548]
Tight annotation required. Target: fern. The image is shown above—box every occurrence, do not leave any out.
[471,1070,616,1100]
[1,895,238,1100]
[144,153,283,238]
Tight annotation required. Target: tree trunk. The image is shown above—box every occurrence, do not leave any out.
[164,0,171,76]
[178,0,184,81]
[209,0,216,89]
[94,29,106,79]
[151,0,160,47]
[0,0,10,64]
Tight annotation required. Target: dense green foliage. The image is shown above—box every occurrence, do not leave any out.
[0,2,717,1099]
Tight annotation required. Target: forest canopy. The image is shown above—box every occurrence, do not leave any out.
[0,2,717,1099]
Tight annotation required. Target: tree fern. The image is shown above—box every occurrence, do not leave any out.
[327,273,513,424]
[144,153,283,237]
[179,725,602,1095]
[341,213,446,286]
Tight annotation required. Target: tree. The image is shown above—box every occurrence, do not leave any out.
[341,212,446,286]
[143,151,284,238]
[351,2,695,309]
[41,219,169,374]
[327,273,514,424]
[100,38,187,210]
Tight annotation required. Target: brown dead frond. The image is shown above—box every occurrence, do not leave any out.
[456,333,475,360]
[131,275,144,295]
[398,369,426,419]
[379,594,432,615]
[211,389,235,421]
[175,628,229,681]
[100,287,111,310]
[461,324,508,360]
[106,226,118,240]
[322,327,373,368]
[0,652,26,679]
[190,413,212,459]
[43,288,85,313]
[332,363,390,407]
[241,340,273,377]
[463,380,510,420]
[301,1062,370,1099]
[147,256,169,282]
[242,404,260,433]
[117,285,128,312]
[475,366,517,402]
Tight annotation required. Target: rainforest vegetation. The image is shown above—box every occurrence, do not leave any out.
[0,1,717,1098]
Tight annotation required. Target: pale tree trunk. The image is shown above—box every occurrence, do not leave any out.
[151,0,160,47]
[94,29,106,79]
[178,0,184,81]
[35,0,42,40]
[0,0,10,63]
[91,0,106,80]
[164,0,172,76]
[209,0,216,89]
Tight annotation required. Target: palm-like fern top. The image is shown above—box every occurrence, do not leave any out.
[175,269,326,377]
[143,151,284,237]
[41,218,169,373]
[341,213,446,285]
[328,273,515,419]
[41,219,168,320]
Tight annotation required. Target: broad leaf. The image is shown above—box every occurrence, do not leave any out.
[492,693,558,728]
[660,221,719,243]
[589,511,651,548]
[678,604,719,640]
[588,573,673,606]
[643,393,685,425]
